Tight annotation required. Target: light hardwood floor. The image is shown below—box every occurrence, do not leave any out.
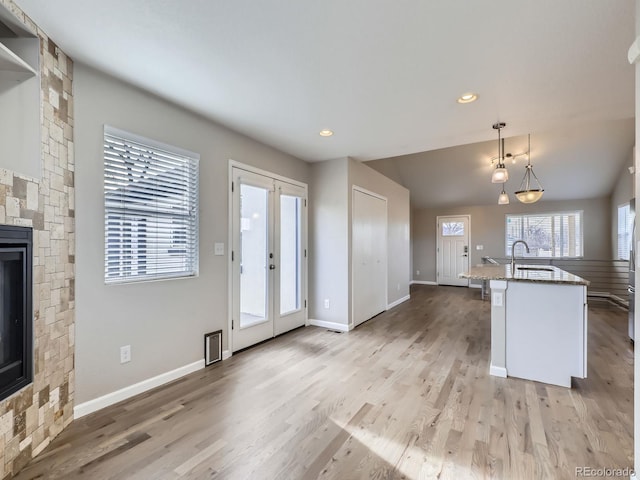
[14,285,633,479]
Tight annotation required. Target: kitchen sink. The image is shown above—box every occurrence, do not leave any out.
[516,266,554,272]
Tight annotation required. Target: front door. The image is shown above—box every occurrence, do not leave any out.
[231,167,307,352]
[437,215,470,287]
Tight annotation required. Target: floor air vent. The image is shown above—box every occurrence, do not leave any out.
[204,330,222,366]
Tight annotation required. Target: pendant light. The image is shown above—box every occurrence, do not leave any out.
[498,185,510,205]
[491,122,508,183]
[515,134,544,203]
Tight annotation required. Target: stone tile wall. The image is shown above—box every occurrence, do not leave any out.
[0,1,74,478]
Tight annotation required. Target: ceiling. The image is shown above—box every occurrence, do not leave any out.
[367,118,635,208]
[13,0,636,164]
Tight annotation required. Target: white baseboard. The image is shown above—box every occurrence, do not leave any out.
[387,294,410,310]
[609,294,629,306]
[410,280,437,285]
[588,291,629,307]
[469,284,482,289]
[73,359,205,419]
[489,364,507,378]
[222,350,232,360]
[308,319,351,332]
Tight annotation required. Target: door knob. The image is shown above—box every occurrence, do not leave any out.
[269,264,276,270]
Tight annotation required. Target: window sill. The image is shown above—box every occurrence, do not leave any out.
[105,272,199,286]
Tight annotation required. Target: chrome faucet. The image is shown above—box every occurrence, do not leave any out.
[511,240,530,273]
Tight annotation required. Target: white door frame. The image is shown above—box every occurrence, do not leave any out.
[351,185,388,329]
[227,160,308,356]
[436,214,471,287]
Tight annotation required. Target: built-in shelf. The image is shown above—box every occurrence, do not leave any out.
[0,34,40,179]
[0,40,35,81]
[0,4,41,180]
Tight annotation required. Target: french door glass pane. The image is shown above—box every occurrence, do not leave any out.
[280,195,301,315]
[240,184,268,328]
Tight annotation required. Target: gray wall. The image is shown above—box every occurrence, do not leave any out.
[349,158,411,308]
[610,150,635,258]
[308,158,349,324]
[75,64,310,404]
[412,197,612,284]
[308,157,411,327]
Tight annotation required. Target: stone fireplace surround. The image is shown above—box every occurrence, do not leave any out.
[0,1,75,478]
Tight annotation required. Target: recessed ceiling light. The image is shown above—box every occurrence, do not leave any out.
[457,93,478,104]
[319,129,334,137]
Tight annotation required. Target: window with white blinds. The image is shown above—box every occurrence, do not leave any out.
[104,126,199,284]
[505,211,583,258]
[618,203,632,261]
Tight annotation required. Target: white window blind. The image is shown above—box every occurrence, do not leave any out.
[618,203,632,261]
[505,211,583,258]
[104,127,199,283]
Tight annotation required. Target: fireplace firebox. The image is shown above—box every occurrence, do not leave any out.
[0,226,32,401]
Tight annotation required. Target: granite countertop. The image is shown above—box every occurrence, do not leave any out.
[459,264,590,286]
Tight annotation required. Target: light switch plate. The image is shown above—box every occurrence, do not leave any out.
[476,245,484,250]
[214,243,225,255]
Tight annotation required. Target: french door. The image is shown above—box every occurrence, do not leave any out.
[231,167,307,352]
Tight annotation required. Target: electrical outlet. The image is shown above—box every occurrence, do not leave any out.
[397,283,400,291]
[324,299,330,309]
[476,245,484,251]
[120,345,131,364]
[492,292,503,307]
[416,270,420,276]
[214,242,225,255]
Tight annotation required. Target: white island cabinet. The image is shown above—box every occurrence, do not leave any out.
[461,265,589,388]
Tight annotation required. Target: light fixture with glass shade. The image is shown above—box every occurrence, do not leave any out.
[491,122,508,183]
[515,134,544,203]
[498,185,510,205]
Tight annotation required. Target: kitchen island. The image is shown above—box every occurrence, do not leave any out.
[461,264,590,387]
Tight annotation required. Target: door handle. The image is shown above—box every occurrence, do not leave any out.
[269,264,276,270]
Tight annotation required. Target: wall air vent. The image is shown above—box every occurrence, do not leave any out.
[204,330,222,366]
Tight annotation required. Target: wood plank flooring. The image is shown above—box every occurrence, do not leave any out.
[13,285,634,479]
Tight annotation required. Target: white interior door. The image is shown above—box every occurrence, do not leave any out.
[437,215,470,287]
[352,188,387,327]
[231,167,307,352]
